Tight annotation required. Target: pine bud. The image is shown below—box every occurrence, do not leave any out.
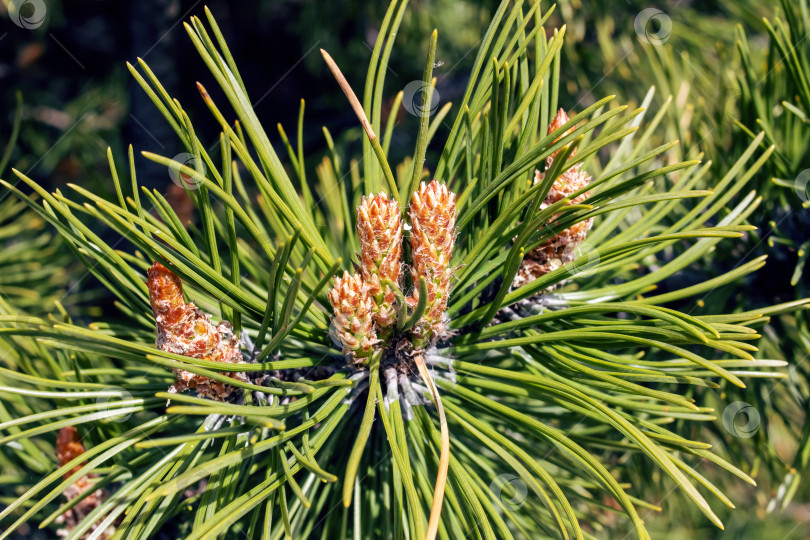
[515,109,593,285]
[548,108,571,140]
[56,426,90,483]
[147,262,247,400]
[409,180,457,342]
[55,426,113,538]
[327,271,377,358]
[546,108,575,163]
[356,193,402,329]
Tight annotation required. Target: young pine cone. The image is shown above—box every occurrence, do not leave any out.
[409,180,457,343]
[147,262,248,400]
[327,271,377,360]
[515,108,593,286]
[356,192,402,330]
[55,426,114,539]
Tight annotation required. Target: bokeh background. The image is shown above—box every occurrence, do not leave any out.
[1,1,808,538]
